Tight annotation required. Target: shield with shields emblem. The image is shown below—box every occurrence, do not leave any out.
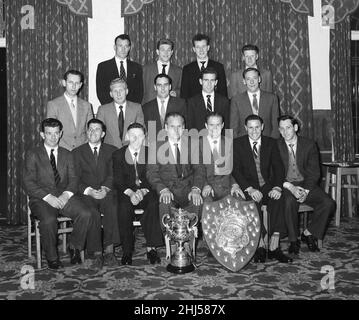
[202,195,261,272]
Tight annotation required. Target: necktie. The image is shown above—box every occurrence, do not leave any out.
[212,140,220,162]
[133,152,140,187]
[289,143,296,159]
[93,146,98,165]
[206,95,212,113]
[200,61,206,72]
[161,64,167,74]
[253,142,258,159]
[174,143,183,178]
[160,100,166,128]
[252,93,259,114]
[50,149,61,186]
[119,61,126,81]
[71,99,77,127]
[118,105,124,140]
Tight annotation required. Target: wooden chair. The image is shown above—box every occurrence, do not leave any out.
[27,197,84,269]
[133,209,144,227]
[262,204,323,249]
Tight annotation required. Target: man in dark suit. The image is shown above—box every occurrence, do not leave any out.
[113,123,163,265]
[72,119,120,268]
[180,34,227,100]
[147,112,205,224]
[187,67,230,131]
[142,38,182,104]
[230,68,279,139]
[142,74,187,140]
[96,34,143,104]
[97,78,144,149]
[232,115,292,263]
[277,115,334,255]
[46,70,93,151]
[229,44,273,99]
[24,118,102,270]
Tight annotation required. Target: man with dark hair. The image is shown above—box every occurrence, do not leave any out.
[187,67,230,131]
[113,123,163,265]
[229,44,273,98]
[230,67,279,139]
[24,118,101,270]
[180,33,227,100]
[96,34,143,104]
[277,115,334,255]
[97,78,144,149]
[72,119,120,268]
[142,74,187,138]
[46,69,93,151]
[142,38,182,104]
[232,114,292,263]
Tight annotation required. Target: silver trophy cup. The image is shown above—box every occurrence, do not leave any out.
[162,208,198,274]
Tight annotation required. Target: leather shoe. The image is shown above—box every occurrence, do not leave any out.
[47,259,63,270]
[121,253,132,265]
[103,253,119,267]
[288,240,301,255]
[91,254,104,269]
[147,249,161,264]
[301,232,320,252]
[68,247,82,264]
[253,247,266,263]
[268,247,293,263]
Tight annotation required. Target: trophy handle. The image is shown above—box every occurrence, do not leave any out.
[189,214,198,228]
[162,213,171,230]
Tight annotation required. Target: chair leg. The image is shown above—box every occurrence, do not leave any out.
[28,215,32,258]
[335,168,342,227]
[61,222,67,253]
[318,239,323,249]
[35,220,41,269]
[347,175,353,218]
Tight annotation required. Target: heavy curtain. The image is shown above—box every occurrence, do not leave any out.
[6,0,88,224]
[124,0,314,137]
[330,16,355,162]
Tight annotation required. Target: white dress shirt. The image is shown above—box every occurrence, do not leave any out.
[247,90,261,115]
[115,56,127,76]
[64,92,78,126]
[114,101,127,119]
[157,60,170,74]
[202,91,215,112]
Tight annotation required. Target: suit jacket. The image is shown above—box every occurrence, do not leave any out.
[24,145,78,203]
[96,57,143,104]
[232,135,284,191]
[72,142,118,194]
[180,59,228,100]
[199,136,236,197]
[96,101,144,149]
[229,68,273,99]
[142,62,182,104]
[277,136,321,191]
[230,90,280,139]
[46,95,93,151]
[146,138,205,197]
[142,96,187,136]
[187,93,230,131]
[112,145,152,194]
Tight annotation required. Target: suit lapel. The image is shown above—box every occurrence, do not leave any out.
[86,143,98,171]
[258,91,267,118]
[40,145,54,178]
[76,99,85,132]
[244,93,253,115]
[124,102,134,135]
[278,139,289,174]
[61,95,76,130]
[111,103,121,139]
[296,137,304,171]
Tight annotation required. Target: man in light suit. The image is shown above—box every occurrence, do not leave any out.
[142,39,182,104]
[142,74,187,139]
[277,115,334,255]
[97,78,144,149]
[230,68,279,139]
[229,44,273,99]
[187,67,230,131]
[180,34,227,100]
[24,118,102,270]
[72,119,120,268]
[46,70,93,151]
[96,34,143,104]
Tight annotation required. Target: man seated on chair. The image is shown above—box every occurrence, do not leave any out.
[277,115,335,255]
[72,119,120,268]
[112,123,163,265]
[24,118,102,270]
[232,114,292,263]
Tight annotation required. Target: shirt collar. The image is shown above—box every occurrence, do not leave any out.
[285,136,298,147]
[44,143,58,155]
[115,101,127,109]
[115,56,127,63]
[197,58,209,67]
[157,96,170,105]
[157,60,170,69]
[88,142,101,150]
[64,92,77,105]
[248,136,261,146]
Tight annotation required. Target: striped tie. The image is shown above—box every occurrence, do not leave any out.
[50,149,61,185]
[252,142,258,159]
[206,95,212,113]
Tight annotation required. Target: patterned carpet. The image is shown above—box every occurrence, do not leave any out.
[0,216,358,300]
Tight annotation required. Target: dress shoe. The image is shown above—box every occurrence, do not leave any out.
[268,247,293,263]
[121,253,133,265]
[47,259,63,270]
[91,254,104,269]
[253,247,266,263]
[301,232,320,252]
[288,240,301,255]
[103,253,119,267]
[147,249,161,265]
[68,247,82,264]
